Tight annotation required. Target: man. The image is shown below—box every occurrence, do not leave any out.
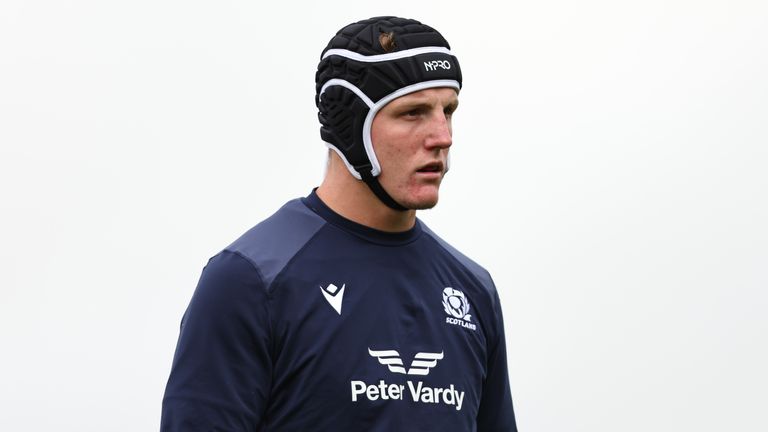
[161,16,517,431]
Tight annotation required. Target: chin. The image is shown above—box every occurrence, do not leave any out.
[409,200,439,210]
[401,190,440,210]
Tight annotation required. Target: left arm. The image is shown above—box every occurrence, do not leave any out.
[476,289,518,431]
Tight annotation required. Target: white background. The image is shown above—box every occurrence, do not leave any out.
[1,1,766,431]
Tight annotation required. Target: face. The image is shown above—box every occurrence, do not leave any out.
[370,87,459,210]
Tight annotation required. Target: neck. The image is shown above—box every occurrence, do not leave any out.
[316,159,416,233]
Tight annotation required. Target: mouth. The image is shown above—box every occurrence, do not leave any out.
[416,162,445,175]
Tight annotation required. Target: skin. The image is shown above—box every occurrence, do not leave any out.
[316,87,459,232]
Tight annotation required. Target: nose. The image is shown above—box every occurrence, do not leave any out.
[425,111,453,150]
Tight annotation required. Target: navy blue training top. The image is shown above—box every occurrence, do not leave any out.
[161,191,517,431]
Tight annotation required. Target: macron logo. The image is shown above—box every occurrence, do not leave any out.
[320,283,345,315]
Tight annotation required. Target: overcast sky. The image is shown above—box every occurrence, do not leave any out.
[1,1,766,431]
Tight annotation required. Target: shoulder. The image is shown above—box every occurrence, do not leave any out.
[224,197,327,288]
[420,222,507,344]
[420,221,496,295]
[420,222,505,341]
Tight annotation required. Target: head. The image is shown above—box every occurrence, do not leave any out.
[370,87,458,209]
[315,16,462,211]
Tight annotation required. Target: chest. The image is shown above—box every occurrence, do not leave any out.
[264,248,492,423]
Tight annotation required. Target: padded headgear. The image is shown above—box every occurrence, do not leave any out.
[315,16,463,211]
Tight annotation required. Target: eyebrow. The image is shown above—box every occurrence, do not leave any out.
[394,97,459,111]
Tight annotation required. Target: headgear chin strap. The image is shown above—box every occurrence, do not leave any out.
[316,16,463,211]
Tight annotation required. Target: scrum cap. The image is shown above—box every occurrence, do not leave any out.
[315,16,463,211]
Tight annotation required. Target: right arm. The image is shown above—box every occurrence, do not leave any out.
[161,250,273,431]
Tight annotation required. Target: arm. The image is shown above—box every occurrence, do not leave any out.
[476,289,518,432]
[161,250,272,431]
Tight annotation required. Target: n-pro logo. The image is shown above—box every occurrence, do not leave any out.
[443,287,477,331]
[351,347,465,411]
[423,59,451,71]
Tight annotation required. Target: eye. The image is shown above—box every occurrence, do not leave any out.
[401,108,424,118]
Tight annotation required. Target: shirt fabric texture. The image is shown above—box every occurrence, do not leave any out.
[161,191,517,431]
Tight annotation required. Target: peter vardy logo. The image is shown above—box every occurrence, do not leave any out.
[350,347,465,411]
[320,283,345,315]
[443,287,477,331]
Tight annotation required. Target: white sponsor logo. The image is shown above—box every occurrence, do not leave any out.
[443,287,477,331]
[320,283,345,315]
[351,348,465,411]
[424,59,451,71]
[350,380,465,411]
[368,348,444,376]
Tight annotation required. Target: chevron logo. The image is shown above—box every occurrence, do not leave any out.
[368,348,444,376]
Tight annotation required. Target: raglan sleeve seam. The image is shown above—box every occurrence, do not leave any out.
[224,248,276,357]
[161,249,276,431]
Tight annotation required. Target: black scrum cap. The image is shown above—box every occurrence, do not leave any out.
[315,16,462,211]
